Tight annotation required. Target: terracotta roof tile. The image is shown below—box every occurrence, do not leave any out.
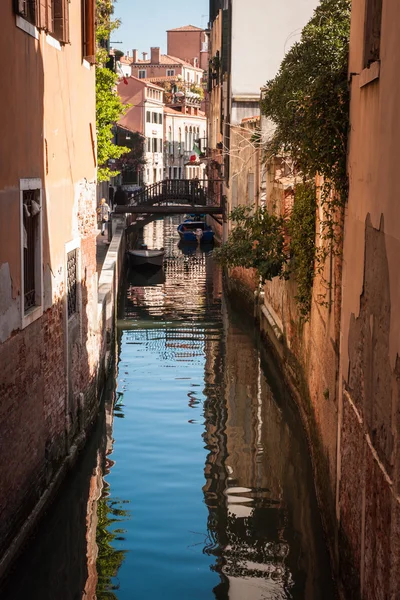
[133,53,203,71]
[167,25,203,32]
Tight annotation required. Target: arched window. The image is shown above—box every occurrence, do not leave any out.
[185,127,188,152]
[178,128,182,153]
[189,127,193,151]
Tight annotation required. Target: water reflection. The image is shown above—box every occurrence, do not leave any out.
[0,216,335,600]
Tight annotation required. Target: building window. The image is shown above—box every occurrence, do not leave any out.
[82,0,95,62]
[178,128,182,153]
[158,113,163,125]
[138,69,146,79]
[22,188,42,313]
[152,138,157,152]
[152,112,157,123]
[364,0,383,67]
[185,127,188,151]
[167,69,175,77]
[147,138,151,152]
[173,167,178,179]
[146,111,151,123]
[15,0,36,25]
[189,127,193,151]
[51,0,70,43]
[67,248,78,317]
[168,127,172,154]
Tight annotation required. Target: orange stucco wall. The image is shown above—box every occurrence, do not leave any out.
[0,1,96,329]
[337,1,400,596]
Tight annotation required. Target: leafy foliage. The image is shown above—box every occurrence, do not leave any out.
[114,129,146,177]
[261,0,351,201]
[216,183,317,317]
[288,183,317,316]
[214,206,289,282]
[96,67,129,181]
[95,0,129,181]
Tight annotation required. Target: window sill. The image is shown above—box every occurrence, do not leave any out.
[82,59,91,70]
[16,15,39,40]
[46,35,61,51]
[360,61,380,88]
[22,305,43,330]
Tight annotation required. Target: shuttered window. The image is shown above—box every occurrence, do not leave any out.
[82,0,96,63]
[364,0,382,67]
[52,0,69,43]
[14,0,37,26]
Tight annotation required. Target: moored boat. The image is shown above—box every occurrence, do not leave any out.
[127,245,165,268]
[177,219,214,244]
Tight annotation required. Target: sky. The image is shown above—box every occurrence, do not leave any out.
[112,0,209,55]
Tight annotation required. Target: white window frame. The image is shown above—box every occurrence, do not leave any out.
[167,69,175,77]
[138,69,147,79]
[20,178,43,329]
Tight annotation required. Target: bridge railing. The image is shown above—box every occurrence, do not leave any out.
[128,179,216,207]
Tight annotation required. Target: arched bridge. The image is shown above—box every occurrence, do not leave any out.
[114,179,225,219]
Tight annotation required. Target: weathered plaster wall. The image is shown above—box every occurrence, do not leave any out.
[0,0,100,575]
[337,2,400,595]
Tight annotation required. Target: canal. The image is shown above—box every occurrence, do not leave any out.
[1,217,336,599]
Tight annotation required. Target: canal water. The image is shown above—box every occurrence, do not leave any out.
[1,217,336,599]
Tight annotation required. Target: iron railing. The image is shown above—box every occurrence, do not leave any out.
[124,179,222,208]
[67,249,78,317]
[23,190,39,312]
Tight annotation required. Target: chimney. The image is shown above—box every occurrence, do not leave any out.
[151,47,161,64]
[142,52,148,61]
[132,49,138,63]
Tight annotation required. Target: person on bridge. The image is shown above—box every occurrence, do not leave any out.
[114,185,129,206]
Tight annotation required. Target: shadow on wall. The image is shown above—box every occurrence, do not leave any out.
[343,213,400,598]
[0,14,99,579]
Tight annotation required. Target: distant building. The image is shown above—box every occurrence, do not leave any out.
[164,106,207,180]
[167,24,209,72]
[207,0,318,238]
[118,77,165,186]
[130,47,203,86]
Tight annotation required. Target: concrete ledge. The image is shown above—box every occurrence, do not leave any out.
[98,218,125,314]
[261,304,283,342]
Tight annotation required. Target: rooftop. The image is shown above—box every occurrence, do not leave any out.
[132,53,203,71]
[167,25,203,32]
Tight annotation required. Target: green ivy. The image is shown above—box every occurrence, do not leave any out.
[215,185,316,317]
[96,0,129,182]
[288,183,317,317]
[96,67,129,181]
[261,0,351,200]
[214,205,289,282]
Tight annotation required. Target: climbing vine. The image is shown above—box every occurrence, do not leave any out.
[288,183,317,317]
[215,183,317,317]
[261,0,351,284]
[96,0,129,181]
[214,206,289,282]
[216,0,351,316]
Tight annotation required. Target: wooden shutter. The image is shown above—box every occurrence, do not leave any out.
[83,0,96,63]
[37,0,52,30]
[53,0,69,43]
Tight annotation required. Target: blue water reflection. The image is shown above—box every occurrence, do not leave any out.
[99,217,335,599]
